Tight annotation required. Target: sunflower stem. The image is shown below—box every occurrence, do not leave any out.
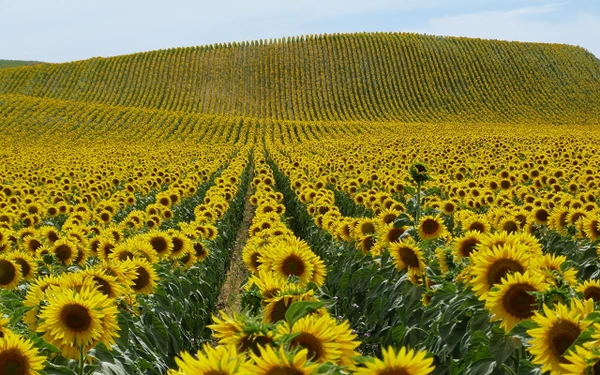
[415,181,422,224]
[78,345,85,375]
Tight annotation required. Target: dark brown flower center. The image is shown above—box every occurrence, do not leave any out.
[268,298,291,323]
[584,286,600,302]
[503,221,519,234]
[93,276,112,296]
[150,237,168,254]
[502,284,536,318]
[133,266,150,291]
[12,259,30,279]
[549,320,580,362]
[0,260,17,285]
[172,237,183,254]
[487,259,524,286]
[239,334,274,356]
[422,218,439,235]
[459,238,480,258]
[360,222,375,235]
[61,304,92,332]
[265,367,304,375]
[0,348,28,375]
[250,252,261,269]
[54,244,73,261]
[282,255,306,276]
[193,242,207,258]
[469,222,486,233]
[379,368,410,375]
[291,332,324,361]
[398,246,420,268]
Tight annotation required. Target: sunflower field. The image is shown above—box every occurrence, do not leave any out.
[1,32,600,375]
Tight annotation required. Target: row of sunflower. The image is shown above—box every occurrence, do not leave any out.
[0,140,258,373]
[168,148,437,375]
[265,126,600,374]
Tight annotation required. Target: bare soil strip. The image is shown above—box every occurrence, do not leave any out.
[216,174,254,315]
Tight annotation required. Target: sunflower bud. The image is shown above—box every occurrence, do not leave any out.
[409,162,431,184]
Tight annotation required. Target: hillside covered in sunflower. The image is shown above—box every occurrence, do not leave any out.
[0,32,600,375]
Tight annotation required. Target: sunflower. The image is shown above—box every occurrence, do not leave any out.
[207,311,244,343]
[497,216,521,234]
[263,289,320,324]
[169,344,252,375]
[109,243,137,262]
[0,316,12,338]
[469,242,536,298]
[277,314,345,364]
[126,259,159,295]
[97,261,137,290]
[354,219,377,239]
[82,268,128,300]
[462,215,491,233]
[548,207,571,232]
[97,236,117,262]
[177,250,197,269]
[537,253,579,287]
[377,208,400,226]
[7,251,36,280]
[453,231,484,260]
[36,286,120,359]
[378,223,407,246]
[389,237,427,278]
[441,200,457,215]
[251,345,320,375]
[485,271,548,332]
[357,234,376,255]
[0,332,46,375]
[527,299,595,374]
[262,237,325,286]
[355,346,435,375]
[23,236,44,255]
[576,279,600,303]
[417,215,446,240]
[192,241,210,262]
[51,238,79,266]
[584,215,600,242]
[0,258,21,290]
[208,311,275,355]
[169,232,194,260]
[561,345,600,375]
[246,270,290,300]
[145,230,173,258]
[242,244,263,274]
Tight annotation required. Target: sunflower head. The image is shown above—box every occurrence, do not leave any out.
[0,258,22,290]
[418,215,446,240]
[0,332,47,375]
[355,346,435,375]
[527,299,595,374]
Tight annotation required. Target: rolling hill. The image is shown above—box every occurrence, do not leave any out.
[0,32,598,124]
[0,59,43,69]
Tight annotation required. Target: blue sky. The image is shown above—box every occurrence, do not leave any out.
[1,0,598,62]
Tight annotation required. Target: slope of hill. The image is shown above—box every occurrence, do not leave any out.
[0,59,43,69]
[0,33,598,124]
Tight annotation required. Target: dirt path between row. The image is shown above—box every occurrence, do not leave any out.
[216,167,254,315]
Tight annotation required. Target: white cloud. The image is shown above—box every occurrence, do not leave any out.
[412,4,600,57]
